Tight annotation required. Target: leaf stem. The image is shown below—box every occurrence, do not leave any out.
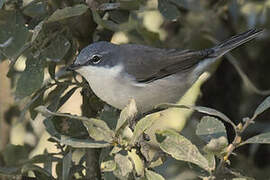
[217,115,257,172]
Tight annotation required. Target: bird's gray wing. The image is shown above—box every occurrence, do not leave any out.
[120,44,211,83]
[120,28,263,83]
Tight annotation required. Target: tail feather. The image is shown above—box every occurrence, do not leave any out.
[211,28,264,57]
[191,28,264,83]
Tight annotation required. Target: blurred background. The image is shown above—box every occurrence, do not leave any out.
[1,0,270,179]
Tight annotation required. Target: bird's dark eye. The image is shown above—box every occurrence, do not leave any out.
[91,55,101,64]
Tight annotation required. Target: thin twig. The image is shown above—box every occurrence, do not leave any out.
[217,115,257,171]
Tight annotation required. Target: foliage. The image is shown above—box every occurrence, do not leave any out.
[1,0,270,179]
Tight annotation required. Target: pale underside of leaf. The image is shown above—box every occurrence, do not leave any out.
[47,4,88,23]
[242,132,270,145]
[130,113,161,145]
[158,129,210,172]
[115,98,137,134]
[35,106,115,142]
[114,154,133,177]
[196,116,227,143]
[53,136,111,148]
[145,169,165,180]
[253,96,270,119]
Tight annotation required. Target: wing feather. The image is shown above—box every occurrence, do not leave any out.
[120,44,211,83]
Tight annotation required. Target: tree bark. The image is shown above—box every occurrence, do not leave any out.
[81,87,101,180]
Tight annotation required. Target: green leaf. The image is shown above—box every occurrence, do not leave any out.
[108,10,129,24]
[53,136,111,148]
[101,160,117,172]
[110,146,122,155]
[29,91,45,119]
[253,96,270,119]
[46,83,68,111]
[21,164,55,180]
[48,115,87,139]
[196,116,227,143]
[27,153,60,164]
[156,129,210,172]
[157,104,236,129]
[203,137,228,154]
[42,35,71,62]
[62,150,72,180]
[196,116,228,154]
[145,169,165,180]
[115,99,137,135]
[35,105,115,142]
[23,1,47,18]
[114,154,133,177]
[0,167,20,175]
[47,4,88,23]
[130,113,161,145]
[44,117,61,138]
[2,144,29,166]
[99,107,119,129]
[0,10,31,61]
[242,132,270,145]
[92,9,133,32]
[83,118,115,142]
[204,153,216,171]
[15,56,45,99]
[158,0,180,20]
[92,9,120,32]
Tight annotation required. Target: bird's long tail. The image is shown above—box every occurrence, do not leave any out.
[190,28,264,83]
[211,28,264,57]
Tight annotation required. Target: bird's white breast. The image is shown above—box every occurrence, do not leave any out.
[76,65,189,112]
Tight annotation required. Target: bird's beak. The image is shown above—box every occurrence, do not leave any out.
[67,63,81,71]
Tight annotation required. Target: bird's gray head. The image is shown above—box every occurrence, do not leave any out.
[68,41,121,70]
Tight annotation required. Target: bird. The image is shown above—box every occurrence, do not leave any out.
[68,28,263,112]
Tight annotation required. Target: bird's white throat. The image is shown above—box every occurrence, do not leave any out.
[76,64,143,110]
